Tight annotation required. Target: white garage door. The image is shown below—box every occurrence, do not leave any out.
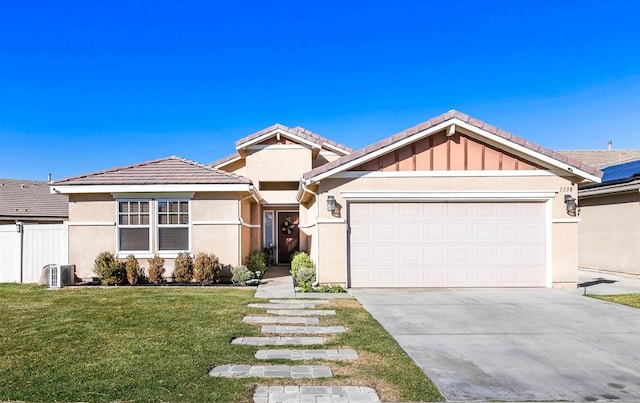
[349,202,546,287]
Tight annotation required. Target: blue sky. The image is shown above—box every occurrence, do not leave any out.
[1,0,640,180]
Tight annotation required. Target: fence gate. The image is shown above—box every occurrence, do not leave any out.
[0,224,68,283]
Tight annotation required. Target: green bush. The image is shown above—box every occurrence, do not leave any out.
[246,250,267,274]
[295,266,316,288]
[231,265,254,284]
[93,251,127,285]
[193,253,221,284]
[124,254,142,285]
[173,253,194,283]
[147,255,165,284]
[290,251,313,279]
[314,283,347,293]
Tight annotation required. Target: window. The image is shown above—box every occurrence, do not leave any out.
[157,200,189,251]
[263,210,274,248]
[118,201,150,251]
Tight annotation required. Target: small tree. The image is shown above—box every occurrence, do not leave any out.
[194,253,221,284]
[125,254,141,285]
[174,252,194,283]
[147,254,165,284]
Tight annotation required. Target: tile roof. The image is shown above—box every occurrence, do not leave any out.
[303,110,603,180]
[0,178,68,221]
[557,150,640,169]
[212,124,353,168]
[52,156,252,186]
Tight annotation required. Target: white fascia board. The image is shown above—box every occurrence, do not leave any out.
[333,170,555,179]
[306,117,601,184]
[213,155,242,170]
[51,184,252,194]
[579,183,640,197]
[340,190,557,201]
[111,192,194,199]
[453,120,602,184]
[236,129,321,150]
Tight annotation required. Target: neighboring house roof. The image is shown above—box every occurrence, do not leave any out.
[303,110,602,183]
[52,156,252,186]
[580,159,640,197]
[212,124,353,168]
[0,178,68,221]
[557,150,640,169]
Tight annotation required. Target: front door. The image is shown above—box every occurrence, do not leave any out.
[277,212,299,264]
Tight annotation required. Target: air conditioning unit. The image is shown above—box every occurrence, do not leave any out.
[49,264,61,288]
[49,264,75,288]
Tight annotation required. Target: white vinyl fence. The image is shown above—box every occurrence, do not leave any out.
[0,223,68,283]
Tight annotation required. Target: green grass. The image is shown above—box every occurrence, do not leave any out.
[0,284,443,402]
[588,293,640,309]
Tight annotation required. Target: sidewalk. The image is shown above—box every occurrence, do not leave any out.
[577,268,640,295]
[255,266,296,298]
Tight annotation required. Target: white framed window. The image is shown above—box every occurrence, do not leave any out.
[117,200,151,252]
[157,200,190,251]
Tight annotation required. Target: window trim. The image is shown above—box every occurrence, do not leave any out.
[115,199,152,254]
[156,199,191,252]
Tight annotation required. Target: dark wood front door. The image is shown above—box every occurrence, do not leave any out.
[277,212,299,264]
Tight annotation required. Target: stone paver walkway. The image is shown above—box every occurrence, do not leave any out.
[210,364,332,378]
[248,302,316,309]
[256,349,359,360]
[253,385,380,403]
[267,309,336,316]
[269,299,329,304]
[231,336,324,346]
[262,325,346,334]
[243,316,320,325]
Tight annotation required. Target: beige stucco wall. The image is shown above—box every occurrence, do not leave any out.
[246,147,311,204]
[67,191,251,280]
[308,174,580,287]
[578,191,640,276]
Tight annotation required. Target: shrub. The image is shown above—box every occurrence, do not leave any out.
[246,250,267,274]
[147,255,165,284]
[124,254,142,285]
[93,251,126,285]
[173,252,194,283]
[193,253,221,284]
[231,265,254,284]
[314,283,347,293]
[295,266,316,288]
[290,251,314,279]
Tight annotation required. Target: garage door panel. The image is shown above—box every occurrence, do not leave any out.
[349,202,546,288]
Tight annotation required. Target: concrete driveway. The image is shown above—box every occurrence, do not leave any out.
[351,287,640,402]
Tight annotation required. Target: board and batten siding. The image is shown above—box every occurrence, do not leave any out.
[0,223,68,283]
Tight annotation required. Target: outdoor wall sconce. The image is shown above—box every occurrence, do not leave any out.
[564,195,578,217]
[327,195,337,212]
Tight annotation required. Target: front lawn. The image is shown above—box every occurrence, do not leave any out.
[588,293,640,309]
[0,284,442,402]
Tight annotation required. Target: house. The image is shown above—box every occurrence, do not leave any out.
[573,159,640,276]
[1,178,68,224]
[51,110,602,287]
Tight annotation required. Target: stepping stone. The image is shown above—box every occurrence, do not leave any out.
[267,309,336,316]
[253,385,380,403]
[231,336,324,346]
[248,303,316,309]
[269,299,329,305]
[243,316,320,325]
[255,348,359,360]
[209,364,332,378]
[261,325,346,334]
